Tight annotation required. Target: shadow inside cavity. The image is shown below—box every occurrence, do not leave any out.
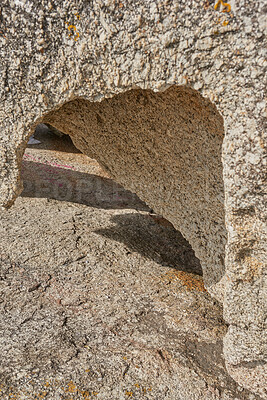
[22,126,202,275]
[27,124,81,154]
[21,160,150,211]
[20,159,202,275]
[95,213,202,275]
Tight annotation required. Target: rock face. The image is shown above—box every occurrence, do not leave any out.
[42,86,227,301]
[0,140,262,400]
[0,0,266,397]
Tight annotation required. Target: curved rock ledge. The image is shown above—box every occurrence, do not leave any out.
[0,0,266,397]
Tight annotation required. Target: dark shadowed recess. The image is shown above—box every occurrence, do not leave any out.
[23,126,202,276]
[95,213,202,275]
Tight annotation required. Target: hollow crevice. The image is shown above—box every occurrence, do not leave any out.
[22,124,203,276]
[21,85,226,300]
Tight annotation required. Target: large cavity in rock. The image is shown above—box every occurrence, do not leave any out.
[40,86,227,301]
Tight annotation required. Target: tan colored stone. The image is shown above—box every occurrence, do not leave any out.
[0,0,266,396]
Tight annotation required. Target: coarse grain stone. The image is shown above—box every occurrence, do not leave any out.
[0,138,263,400]
[0,0,266,397]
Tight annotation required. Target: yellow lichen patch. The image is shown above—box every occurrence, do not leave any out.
[161,270,207,292]
[66,381,77,394]
[65,22,80,41]
[68,24,77,32]
[125,391,133,397]
[81,390,90,399]
[214,0,231,13]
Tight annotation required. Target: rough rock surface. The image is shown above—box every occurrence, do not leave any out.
[0,0,266,397]
[0,135,263,399]
[43,86,227,302]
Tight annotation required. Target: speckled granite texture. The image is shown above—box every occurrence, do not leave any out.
[0,0,266,397]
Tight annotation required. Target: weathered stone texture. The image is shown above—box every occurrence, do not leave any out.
[42,86,227,301]
[0,0,266,397]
